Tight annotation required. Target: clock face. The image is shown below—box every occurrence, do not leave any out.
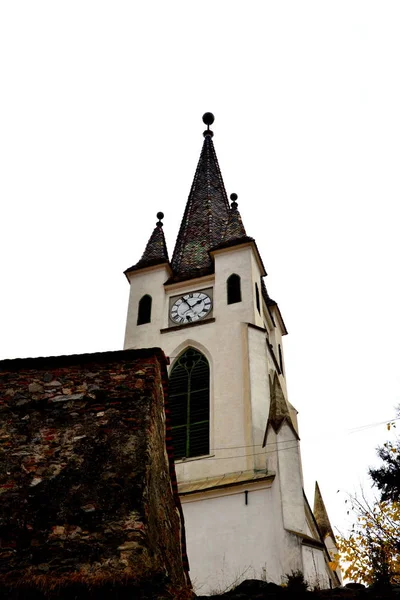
[170,292,212,325]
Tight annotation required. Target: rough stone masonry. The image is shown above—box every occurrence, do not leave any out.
[0,348,189,598]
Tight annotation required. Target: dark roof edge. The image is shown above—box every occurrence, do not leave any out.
[210,238,267,276]
[180,473,275,496]
[165,265,214,285]
[209,236,255,253]
[271,303,288,336]
[124,258,172,276]
[286,528,325,549]
[0,347,169,371]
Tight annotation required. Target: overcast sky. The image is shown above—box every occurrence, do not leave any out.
[1,1,400,539]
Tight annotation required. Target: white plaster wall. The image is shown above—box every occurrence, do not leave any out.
[182,487,281,595]
[276,421,307,534]
[247,326,270,469]
[264,426,305,577]
[302,546,331,590]
[164,318,251,481]
[213,245,259,326]
[124,265,170,349]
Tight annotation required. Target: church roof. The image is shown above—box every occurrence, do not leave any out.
[169,115,231,282]
[125,213,170,275]
[313,482,336,542]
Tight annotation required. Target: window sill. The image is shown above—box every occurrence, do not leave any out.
[175,453,214,464]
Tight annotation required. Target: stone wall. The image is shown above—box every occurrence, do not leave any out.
[0,348,189,597]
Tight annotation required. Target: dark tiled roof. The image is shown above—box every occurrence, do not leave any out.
[210,202,254,254]
[169,133,230,282]
[125,222,170,274]
[260,277,276,307]
[223,202,248,243]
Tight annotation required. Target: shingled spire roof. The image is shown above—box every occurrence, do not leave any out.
[314,482,336,542]
[125,212,170,274]
[219,193,252,244]
[170,113,230,281]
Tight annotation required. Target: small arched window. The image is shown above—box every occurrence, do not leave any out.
[278,343,284,376]
[169,348,210,460]
[255,282,260,315]
[227,274,242,305]
[137,294,152,325]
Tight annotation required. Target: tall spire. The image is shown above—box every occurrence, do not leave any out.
[170,113,230,281]
[125,212,169,274]
[313,482,336,542]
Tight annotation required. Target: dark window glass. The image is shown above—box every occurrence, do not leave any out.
[137,295,152,325]
[169,348,210,460]
[227,274,242,305]
[278,344,284,375]
[255,282,260,315]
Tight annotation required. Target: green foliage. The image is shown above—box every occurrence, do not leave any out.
[284,570,309,593]
[369,438,400,503]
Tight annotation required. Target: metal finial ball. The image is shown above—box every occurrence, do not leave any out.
[230,193,238,202]
[202,112,215,126]
[157,212,164,220]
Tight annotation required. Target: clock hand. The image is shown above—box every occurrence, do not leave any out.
[186,299,203,307]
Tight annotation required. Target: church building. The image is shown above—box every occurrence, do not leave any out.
[123,113,340,594]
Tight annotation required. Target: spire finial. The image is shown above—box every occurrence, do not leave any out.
[230,193,238,210]
[156,211,164,228]
[203,112,215,138]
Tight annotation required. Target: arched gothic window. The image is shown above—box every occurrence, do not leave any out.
[169,348,210,460]
[227,274,242,305]
[137,294,152,325]
[255,282,260,315]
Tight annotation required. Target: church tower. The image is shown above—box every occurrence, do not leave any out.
[124,114,340,593]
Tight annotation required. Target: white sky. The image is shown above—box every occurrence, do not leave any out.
[1,1,400,539]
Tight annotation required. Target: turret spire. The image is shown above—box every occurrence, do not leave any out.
[125,212,170,274]
[221,194,249,244]
[170,113,230,281]
[314,482,336,542]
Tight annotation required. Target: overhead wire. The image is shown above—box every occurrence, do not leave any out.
[179,443,301,462]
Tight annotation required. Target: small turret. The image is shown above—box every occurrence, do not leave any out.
[125,212,170,276]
